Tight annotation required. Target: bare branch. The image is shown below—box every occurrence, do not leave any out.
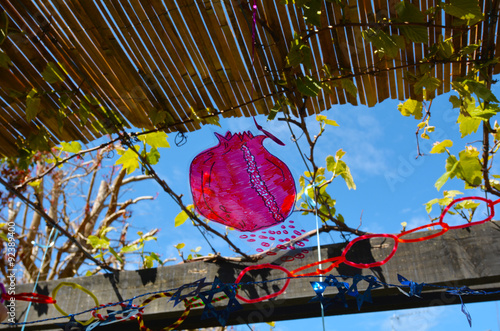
[121,175,153,185]
[16,141,120,190]
[105,168,127,218]
[0,177,117,273]
[128,228,159,247]
[116,196,155,210]
[7,201,21,223]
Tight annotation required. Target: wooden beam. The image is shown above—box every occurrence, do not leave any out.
[3,221,500,330]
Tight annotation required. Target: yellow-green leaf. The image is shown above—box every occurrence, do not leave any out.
[435,170,451,191]
[138,131,170,149]
[175,205,193,227]
[457,113,481,138]
[430,140,453,154]
[175,210,189,227]
[326,155,337,173]
[115,146,140,174]
[60,141,82,154]
[174,243,185,250]
[398,99,423,119]
[335,149,346,160]
[337,160,356,190]
[316,114,339,126]
[121,244,139,253]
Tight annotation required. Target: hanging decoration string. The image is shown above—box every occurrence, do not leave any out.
[20,227,58,331]
[307,183,326,331]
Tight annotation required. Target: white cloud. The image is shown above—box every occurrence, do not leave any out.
[317,109,392,177]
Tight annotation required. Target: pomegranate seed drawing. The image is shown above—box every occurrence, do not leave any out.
[190,131,296,232]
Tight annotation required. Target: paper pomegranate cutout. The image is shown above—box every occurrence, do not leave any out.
[190,131,296,231]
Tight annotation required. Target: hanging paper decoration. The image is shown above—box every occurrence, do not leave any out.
[190,131,296,232]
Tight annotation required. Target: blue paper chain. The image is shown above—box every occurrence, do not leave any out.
[3,274,499,327]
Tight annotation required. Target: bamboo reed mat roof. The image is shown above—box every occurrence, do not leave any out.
[0,0,499,157]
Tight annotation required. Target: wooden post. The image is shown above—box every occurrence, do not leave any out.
[2,221,500,330]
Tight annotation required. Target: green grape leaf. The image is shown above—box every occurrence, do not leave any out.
[190,107,221,127]
[458,148,482,186]
[302,0,322,27]
[414,74,441,95]
[0,49,12,69]
[445,155,459,178]
[316,114,339,126]
[26,88,41,122]
[78,100,90,126]
[174,243,185,250]
[435,171,451,191]
[146,146,161,165]
[341,78,358,97]
[287,32,312,69]
[336,149,346,160]
[457,113,481,138]
[137,131,170,149]
[395,1,428,43]
[42,62,66,84]
[28,129,50,152]
[362,28,405,59]
[398,99,423,119]
[469,103,499,120]
[449,95,461,108]
[149,108,167,126]
[59,94,72,108]
[60,141,82,154]
[424,198,439,213]
[460,43,480,56]
[121,244,139,253]
[86,235,109,249]
[296,75,322,97]
[336,160,356,190]
[435,37,455,60]
[443,0,483,25]
[464,80,499,103]
[109,247,123,263]
[175,210,189,227]
[175,205,194,227]
[326,155,336,173]
[430,140,453,154]
[115,145,140,174]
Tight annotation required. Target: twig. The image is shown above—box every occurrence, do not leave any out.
[303,21,475,41]
[0,177,118,273]
[16,140,119,189]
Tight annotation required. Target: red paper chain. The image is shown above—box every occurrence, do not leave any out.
[235,196,499,303]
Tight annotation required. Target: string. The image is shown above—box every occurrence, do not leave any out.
[250,0,257,99]
[20,226,58,331]
[311,183,326,331]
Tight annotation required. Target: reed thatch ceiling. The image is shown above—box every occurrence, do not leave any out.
[0,0,499,157]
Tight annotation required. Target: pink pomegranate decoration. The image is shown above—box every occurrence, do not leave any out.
[190,131,296,232]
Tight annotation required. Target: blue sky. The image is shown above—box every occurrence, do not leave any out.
[122,84,500,330]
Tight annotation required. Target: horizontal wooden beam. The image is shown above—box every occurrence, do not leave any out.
[2,221,500,330]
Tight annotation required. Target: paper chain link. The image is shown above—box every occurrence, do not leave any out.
[136,292,191,331]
